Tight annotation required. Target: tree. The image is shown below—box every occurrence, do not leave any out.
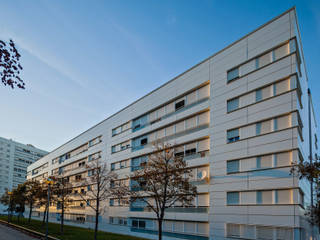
[24,180,42,223]
[292,155,320,229]
[0,189,16,223]
[13,184,27,222]
[51,175,73,235]
[0,39,24,89]
[78,158,124,240]
[129,142,197,240]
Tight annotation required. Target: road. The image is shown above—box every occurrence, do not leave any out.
[0,223,37,240]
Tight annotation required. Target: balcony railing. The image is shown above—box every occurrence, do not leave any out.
[129,206,208,213]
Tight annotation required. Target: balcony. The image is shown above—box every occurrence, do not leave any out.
[129,206,208,213]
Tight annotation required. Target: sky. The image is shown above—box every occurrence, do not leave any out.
[0,0,319,152]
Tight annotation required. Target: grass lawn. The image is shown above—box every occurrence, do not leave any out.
[0,215,147,240]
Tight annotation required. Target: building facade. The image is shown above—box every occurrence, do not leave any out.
[27,8,318,240]
[0,136,48,212]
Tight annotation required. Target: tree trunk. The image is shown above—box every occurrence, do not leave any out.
[28,202,33,223]
[60,201,64,235]
[94,209,99,240]
[42,205,48,226]
[94,196,100,240]
[158,219,163,240]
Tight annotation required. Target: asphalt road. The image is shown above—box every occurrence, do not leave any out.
[0,223,37,240]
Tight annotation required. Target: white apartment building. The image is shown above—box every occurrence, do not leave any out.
[0,136,48,212]
[27,8,318,240]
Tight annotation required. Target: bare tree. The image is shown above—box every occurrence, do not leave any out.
[130,142,197,240]
[51,175,73,235]
[291,155,320,229]
[78,158,124,240]
[24,180,42,223]
[0,39,24,89]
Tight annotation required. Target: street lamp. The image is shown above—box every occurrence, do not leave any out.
[7,191,12,223]
[45,178,54,240]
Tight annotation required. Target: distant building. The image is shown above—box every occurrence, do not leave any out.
[0,136,48,212]
[27,7,318,240]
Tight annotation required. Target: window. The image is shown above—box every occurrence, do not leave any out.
[256,89,262,102]
[111,163,115,171]
[227,68,239,82]
[256,191,262,204]
[111,146,116,153]
[227,98,239,112]
[110,199,114,206]
[227,160,239,173]
[256,191,273,204]
[273,118,278,131]
[78,161,85,167]
[175,100,185,111]
[132,115,148,131]
[226,224,240,238]
[112,129,117,136]
[227,129,240,143]
[256,156,261,169]
[140,137,148,146]
[227,192,239,205]
[273,83,277,95]
[256,122,262,135]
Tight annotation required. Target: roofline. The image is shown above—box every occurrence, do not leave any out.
[42,6,297,157]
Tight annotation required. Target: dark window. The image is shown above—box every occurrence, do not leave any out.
[139,220,146,229]
[132,220,138,228]
[185,148,196,156]
[175,100,185,111]
[175,151,184,158]
[140,138,148,145]
[111,163,115,171]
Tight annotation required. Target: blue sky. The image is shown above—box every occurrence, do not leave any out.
[0,0,319,151]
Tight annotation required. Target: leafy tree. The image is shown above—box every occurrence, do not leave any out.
[0,189,16,222]
[0,39,24,89]
[24,180,42,223]
[78,158,124,240]
[13,184,27,222]
[130,142,197,240]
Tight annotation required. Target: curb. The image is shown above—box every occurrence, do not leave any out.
[0,219,60,240]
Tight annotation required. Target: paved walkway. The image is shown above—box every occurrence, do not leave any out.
[0,223,37,240]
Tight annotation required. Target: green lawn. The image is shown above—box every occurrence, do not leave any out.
[0,215,147,240]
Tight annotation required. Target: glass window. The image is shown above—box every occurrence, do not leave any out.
[227,192,239,205]
[274,118,278,131]
[227,129,240,143]
[227,160,239,173]
[111,146,116,153]
[256,89,262,102]
[111,163,115,171]
[256,122,262,135]
[256,156,261,168]
[175,100,185,111]
[227,68,239,82]
[256,191,262,204]
[110,199,114,206]
[132,115,148,131]
[227,98,239,112]
[273,83,277,96]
